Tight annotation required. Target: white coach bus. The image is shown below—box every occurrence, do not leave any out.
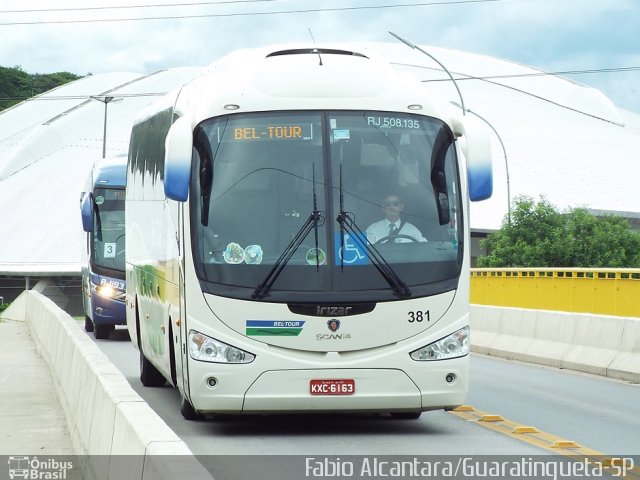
[125,44,493,420]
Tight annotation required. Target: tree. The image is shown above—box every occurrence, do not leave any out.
[0,66,81,111]
[477,196,640,268]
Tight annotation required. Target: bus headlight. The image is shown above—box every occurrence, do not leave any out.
[96,284,115,297]
[188,330,255,364]
[410,326,469,361]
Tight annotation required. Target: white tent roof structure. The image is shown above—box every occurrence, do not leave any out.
[0,67,203,274]
[371,43,640,232]
[1,42,639,275]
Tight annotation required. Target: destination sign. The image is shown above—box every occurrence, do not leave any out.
[95,188,125,201]
[233,124,313,141]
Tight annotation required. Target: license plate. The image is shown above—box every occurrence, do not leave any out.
[309,379,355,396]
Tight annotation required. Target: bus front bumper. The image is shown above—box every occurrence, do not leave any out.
[92,296,126,326]
[187,356,468,415]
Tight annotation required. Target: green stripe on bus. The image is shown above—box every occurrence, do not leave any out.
[246,328,303,336]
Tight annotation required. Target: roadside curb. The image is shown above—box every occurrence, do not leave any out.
[2,290,213,480]
[470,305,640,383]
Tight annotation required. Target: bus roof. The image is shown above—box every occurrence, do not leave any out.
[159,43,457,131]
[93,154,127,188]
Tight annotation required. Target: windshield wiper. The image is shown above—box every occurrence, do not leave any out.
[336,166,411,298]
[252,165,324,300]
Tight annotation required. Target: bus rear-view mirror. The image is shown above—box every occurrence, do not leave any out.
[164,116,193,202]
[80,192,94,232]
[458,115,493,202]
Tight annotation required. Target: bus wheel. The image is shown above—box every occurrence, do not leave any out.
[390,411,422,420]
[94,324,114,340]
[84,316,94,333]
[139,351,166,387]
[180,397,203,421]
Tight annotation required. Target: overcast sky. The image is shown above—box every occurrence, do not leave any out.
[1,0,639,113]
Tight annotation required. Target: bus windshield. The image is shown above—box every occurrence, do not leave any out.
[191,111,462,301]
[92,187,125,272]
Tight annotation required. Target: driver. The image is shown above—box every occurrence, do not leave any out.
[365,194,427,244]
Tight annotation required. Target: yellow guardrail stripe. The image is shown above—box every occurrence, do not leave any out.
[470,268,640,318]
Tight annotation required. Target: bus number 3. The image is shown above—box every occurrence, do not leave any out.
[408,311,430,323]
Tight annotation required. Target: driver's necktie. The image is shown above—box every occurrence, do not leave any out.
[389,223,398,237]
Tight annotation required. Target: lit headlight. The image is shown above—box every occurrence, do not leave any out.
[410,326,469,361]
[96,284,115,297]
[188,330,255,364]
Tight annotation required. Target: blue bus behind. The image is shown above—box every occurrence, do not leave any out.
[80,155,127,339]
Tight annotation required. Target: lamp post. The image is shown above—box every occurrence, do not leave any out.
[389,31,467,114]
[90,95,120,158]
[452,103,511,224]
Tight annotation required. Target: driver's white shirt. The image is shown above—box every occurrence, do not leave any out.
[365,219,427,244]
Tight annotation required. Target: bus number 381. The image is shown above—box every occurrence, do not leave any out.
[408,311,430,323]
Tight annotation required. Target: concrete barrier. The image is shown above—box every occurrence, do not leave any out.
[471,305,640,383]
[2,290,213,480]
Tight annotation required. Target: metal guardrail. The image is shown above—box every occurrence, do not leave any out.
[470,268,640,318]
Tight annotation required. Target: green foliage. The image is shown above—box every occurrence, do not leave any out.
[477,196,640,268]
[0,65,81,111]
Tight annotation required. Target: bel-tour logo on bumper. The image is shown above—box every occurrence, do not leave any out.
[245,320,305,336]
[245,319,351,340]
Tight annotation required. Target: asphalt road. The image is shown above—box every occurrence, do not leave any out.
[94,327,639,462]
[467,354,640,456]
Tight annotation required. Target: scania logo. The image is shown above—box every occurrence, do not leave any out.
[327,319,341,332]
[316,333,351,340]
[316,306,353,316]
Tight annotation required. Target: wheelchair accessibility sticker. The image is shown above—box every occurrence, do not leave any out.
[334,232,369,266]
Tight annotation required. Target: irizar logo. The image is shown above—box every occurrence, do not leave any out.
[316,306,353,316]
